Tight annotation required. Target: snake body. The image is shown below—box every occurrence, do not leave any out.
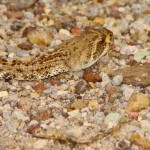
[0,27,114,80]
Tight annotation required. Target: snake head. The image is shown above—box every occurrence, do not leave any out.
[91,27,114,61]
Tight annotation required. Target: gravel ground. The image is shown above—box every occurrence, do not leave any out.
[0,0,150,149]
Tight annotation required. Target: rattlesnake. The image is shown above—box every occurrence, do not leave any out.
[0,27,114,80]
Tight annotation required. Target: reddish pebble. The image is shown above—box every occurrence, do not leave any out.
[31,109,53,121]
[32,83,45,94]
[49,79,59,85]
[127,41,138,46]
[71,27,81,36]
[27,124,40,134]
[128,112,139,120]
[83,71,102,83]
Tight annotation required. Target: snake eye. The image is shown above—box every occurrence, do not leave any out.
[110,32,114,42]
[108,31,112,36]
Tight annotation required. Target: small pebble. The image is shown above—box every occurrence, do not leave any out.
[0,91,8,98]
[28,120,39,126]
[66,127,85,139]
[71,100,89,110]
[104,112,122,124]
[8,53,15,58]
[100,72,110,81]
[68,109,80,118]
[32,83,46,94]
[88,6,99,17]
[127,93,149,112]
[134,51,150,62]
[13,110,30,121]
[30,92,39,98]
[83,71,102,83]
[30,48,40,56]
[140,120,150,133]
[33,140,48,149]
[16,50,30,57]
[88,100,99,110]
[71,27,81,36]
[59,29,71,40]
[93,17,105,25]
[23,11,34,19]
[0,51,7,57]
[112,75,123,86]
[122,85,134,100]
[50,39,62,48]
[26,27,54,46]
[18,42,32,50]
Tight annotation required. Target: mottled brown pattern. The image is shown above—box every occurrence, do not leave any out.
[0,27,114,80]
